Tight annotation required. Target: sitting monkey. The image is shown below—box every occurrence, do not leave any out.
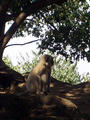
[26,54,54,95]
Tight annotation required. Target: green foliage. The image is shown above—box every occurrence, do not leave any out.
[3,56,21,73]
[51,55,81,84]
[81,73,90,82]
[3,56,13,68]
[3,52,90,84]
[38,0,90,61]
[3,52,89,84]
[7,0,90,61]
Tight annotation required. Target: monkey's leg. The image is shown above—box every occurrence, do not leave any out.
[39,81,46,95]
[41,74,48,95]
[36,78,41,94]
[47,79,50,92]
[40,80,43,92]
[46,74,51,93]
[43,82,49,95]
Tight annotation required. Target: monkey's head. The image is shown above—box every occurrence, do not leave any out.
[41,54,54,67]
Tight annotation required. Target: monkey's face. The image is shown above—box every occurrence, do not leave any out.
[42,54,54,67]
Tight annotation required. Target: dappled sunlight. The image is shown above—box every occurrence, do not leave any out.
[0,76,90,119]
[56,96,77,109]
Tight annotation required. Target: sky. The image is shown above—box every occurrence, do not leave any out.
[3,35,39,64]
[3,0,90,76]
[87,0,90,5]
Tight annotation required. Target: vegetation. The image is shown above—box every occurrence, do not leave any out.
[0,1,90,119]
[3,56,21,73]
[51,56,81,84]
[31,0,90,62]
[81,73,90,82]
[0,0,67,63]
[3,53,90,84]
[0,0,90,64]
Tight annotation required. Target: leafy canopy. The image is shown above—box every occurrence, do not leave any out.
[7,0,90,61]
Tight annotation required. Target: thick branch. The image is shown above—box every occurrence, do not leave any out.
[0,12,27,49]
[0,0,11,59]
[5,39,41,48]
[0,0,11,37]
[0,0,67,49]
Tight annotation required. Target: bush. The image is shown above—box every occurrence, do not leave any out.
[3,52,90,84]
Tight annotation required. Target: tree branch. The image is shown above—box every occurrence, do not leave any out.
[5,39,41,48]
[0,0,11,37]
[40,12,58,31]
[0,0,67,49]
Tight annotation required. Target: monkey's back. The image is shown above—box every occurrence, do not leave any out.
[31,62,46,76]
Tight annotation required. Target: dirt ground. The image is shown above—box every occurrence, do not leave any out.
[0,77,90,120]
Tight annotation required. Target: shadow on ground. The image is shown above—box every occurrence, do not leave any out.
[0,77,90,120]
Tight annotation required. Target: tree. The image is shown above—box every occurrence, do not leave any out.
[37,0,89,62]
[0,0,68,83]
[7,0,89,62]
[0,0,67,66]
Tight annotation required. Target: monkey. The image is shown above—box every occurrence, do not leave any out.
[26,54,54,95]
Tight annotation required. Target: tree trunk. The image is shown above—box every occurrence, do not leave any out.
[0,0,10,64]
[0,44,5,66]
[0,23,5,65]
[0,48,3,63]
